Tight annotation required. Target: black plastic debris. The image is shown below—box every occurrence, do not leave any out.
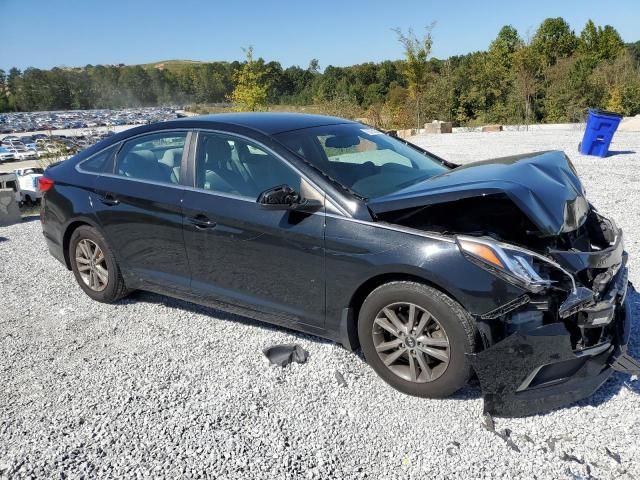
[446,442,460,456]
[561,452,584,464]
[605,447,622,464]
[263,344,309,367]
[497,429,520,453]
[334,370,347,387]
[546,438,557,452]
[609,353,640,375]
[481,414,520,453]
[482,413,496,432]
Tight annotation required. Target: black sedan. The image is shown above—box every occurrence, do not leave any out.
[39,113,638,416]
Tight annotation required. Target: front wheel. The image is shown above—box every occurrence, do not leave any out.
[69,225,130,303]
[358,281,476,398]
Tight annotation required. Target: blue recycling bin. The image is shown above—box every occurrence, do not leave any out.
[579,108,623,157]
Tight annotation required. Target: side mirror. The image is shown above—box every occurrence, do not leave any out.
[257,185,322,212]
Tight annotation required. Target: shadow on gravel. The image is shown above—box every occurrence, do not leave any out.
[0,236,8,243]
[20,215,40,223]
[606,150,636,157]
[115,286,640,414]
[122,290,336,348]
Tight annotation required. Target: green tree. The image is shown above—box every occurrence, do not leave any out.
[579,20,624,60]
[0,70,9,112]
[513,45,543,126]
[7,68,22,111]
[532,17,578,66]
[393,24,434,128]
[485,25,522,122]
[229,46,268,111]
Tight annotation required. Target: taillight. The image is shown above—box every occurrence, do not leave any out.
[38,176,54,192]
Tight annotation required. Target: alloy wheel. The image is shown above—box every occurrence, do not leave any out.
[75,239,108,292]
[372,302,450,383]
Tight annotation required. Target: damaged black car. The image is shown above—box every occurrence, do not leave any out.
[39,113,638,417]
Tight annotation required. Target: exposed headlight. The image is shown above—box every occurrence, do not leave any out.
[456,235,553,293]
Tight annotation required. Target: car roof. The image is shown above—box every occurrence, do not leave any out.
[177,112,356,135]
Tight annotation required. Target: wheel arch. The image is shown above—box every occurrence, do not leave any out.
[340,272,470,351]
[62,217,103,270]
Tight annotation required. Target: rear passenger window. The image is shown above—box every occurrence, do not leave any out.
[115,132,187,184]
[79,145,117,173]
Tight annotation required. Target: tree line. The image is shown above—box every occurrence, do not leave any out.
[1,17,639,128]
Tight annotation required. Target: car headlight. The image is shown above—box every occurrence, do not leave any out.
[456,235,552,293]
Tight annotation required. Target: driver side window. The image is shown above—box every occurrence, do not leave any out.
[195,132,301,199]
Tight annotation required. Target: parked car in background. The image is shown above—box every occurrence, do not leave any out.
[38,113,637,417]
[0,107,178,134]
[15,167,44,204]
[0,146,16,163]
[6,145,37,161]
[23,142,40,153]
[0,172,21,203]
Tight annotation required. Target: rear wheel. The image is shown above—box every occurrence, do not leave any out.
[358,281,476,398]
[69,225,129,303]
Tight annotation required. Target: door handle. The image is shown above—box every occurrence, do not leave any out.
[189,214,217,230]
[99,193,120,206]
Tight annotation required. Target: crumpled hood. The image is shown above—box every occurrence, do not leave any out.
[368,150,589,236]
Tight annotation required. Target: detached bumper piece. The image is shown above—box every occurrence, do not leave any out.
[610,353,640,375]
[471,274,635,417]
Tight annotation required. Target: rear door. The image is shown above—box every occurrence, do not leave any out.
[92,130,191,293]
[181,130,326,328]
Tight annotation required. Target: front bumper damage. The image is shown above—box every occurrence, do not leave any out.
[470,230,638,417]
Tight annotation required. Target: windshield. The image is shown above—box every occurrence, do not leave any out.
[275,123,448,198]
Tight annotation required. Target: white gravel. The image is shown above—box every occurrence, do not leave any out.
[1,127,640,479]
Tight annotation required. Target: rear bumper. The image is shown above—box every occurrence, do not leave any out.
[471,265,634,417]
[45,234,67,267]
[40,198,67,268]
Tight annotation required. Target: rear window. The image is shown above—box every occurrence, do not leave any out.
[23,168,44,175]
[79,145,118,173]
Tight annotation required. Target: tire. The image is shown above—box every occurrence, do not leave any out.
[69,225,129,303]
[358,281,476,398]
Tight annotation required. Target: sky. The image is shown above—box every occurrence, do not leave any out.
[1,0,639,71]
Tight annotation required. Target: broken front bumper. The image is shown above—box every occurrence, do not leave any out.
[470,263,636,417]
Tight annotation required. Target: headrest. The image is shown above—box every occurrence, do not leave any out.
[204,137,232,164]
[160,148,182,168]
[132,149,156,163]
[119,151,159,177]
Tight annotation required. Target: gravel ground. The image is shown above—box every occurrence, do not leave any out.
[1,127,639,479]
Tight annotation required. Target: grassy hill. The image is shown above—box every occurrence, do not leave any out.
[139,59,212,72]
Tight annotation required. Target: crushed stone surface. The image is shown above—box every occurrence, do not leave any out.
[1,127,639,478]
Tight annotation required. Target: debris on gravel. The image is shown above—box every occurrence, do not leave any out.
[605,447,622,464]
[482,412,496,432]
[334,370,347,387]
[496,429,520,453]
[1,127,639,478]
[561,452,585,464]
[262,344,309,367]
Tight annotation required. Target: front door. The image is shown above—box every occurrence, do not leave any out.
[181,130,325,328]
